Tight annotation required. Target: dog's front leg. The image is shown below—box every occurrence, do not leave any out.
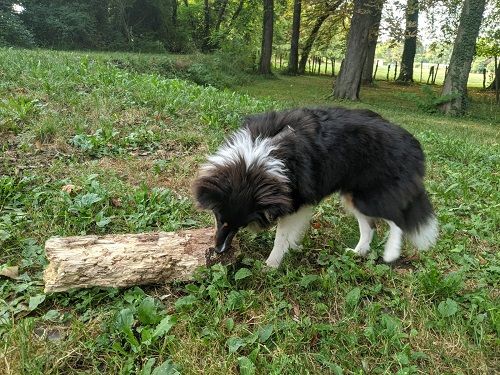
[265,206,313,268]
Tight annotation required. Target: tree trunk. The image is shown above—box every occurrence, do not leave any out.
[487,59,499,90]
[362,3,383,84]
[397,0,419,82]
[43,228,239,293]
[214,0,229,32]
[334,0,384,100]
[287,0,301,75]
[202,0,211,52]
[258,0,274,74]
[440,0,486,115]
[298,14,329,74]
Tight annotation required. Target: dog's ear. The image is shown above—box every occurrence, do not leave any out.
[254,180,294,221]
[192,174,223,210]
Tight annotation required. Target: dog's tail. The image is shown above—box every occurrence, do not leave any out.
[402,189,438,250]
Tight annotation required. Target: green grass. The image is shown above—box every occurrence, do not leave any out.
[1,48,499,374]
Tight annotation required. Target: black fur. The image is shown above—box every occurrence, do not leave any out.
[193,107,435,251]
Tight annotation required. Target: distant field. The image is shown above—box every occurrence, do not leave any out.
[274,59,495,88]
[1,49,499,374]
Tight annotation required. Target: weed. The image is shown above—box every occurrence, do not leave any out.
[0,48,498,374]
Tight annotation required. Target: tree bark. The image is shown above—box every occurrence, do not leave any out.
[214,0,229,32]
[43,228,239,293]
[334,0,384,100]
[440,0,486,115]
[487,58,499,90]
[362,3,383,84]
[397,0,419,82]
[287,0,301,75]
[258,0,274,74]
[202,0,211,52]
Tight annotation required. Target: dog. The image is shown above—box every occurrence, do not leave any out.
[192,107,438,267]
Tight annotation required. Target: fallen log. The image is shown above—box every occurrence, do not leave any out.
[43,228,238,293]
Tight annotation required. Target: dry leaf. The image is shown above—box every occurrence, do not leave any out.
[61,184,76,194]
[0,266,19,279]
[292,303,300,321]
[111,197,122,207]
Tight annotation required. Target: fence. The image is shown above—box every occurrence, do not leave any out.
[271,55,496,88]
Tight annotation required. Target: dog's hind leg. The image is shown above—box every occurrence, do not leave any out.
[341,193,375,256]
[383,220,403,263]
[266,205,314,268]
[352,210,375,256]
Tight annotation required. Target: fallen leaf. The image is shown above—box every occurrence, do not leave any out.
[111,197,122,207]
[293,303,300,321]
[0,266,19,279]
[61,184,76,194]
[311,221,322,229]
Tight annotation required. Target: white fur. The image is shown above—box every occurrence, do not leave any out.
[407,215,438,250]
[383,220,403,263]
[352,210,374,256]
[201,128,287,181]
[266,205,313,268]
[341,195,374,256]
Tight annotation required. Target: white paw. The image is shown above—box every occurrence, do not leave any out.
[383,251,400,263]
[353,243,370,256]
[265,257,281,268]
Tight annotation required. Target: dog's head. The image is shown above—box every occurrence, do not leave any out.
[192,129,293,253]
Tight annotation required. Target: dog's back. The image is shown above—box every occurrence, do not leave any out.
[243,107,437,252]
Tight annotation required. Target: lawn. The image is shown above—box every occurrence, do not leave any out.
[1,49,499,374]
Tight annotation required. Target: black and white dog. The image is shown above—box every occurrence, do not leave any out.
[193,107,438,267]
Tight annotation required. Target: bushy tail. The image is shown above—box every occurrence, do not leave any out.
[403,190,438,250]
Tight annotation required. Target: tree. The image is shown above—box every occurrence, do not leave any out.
[258,0,274,74]
[298,13,329,74]
[333,0,384,100]
[362,2,383,84]
[287,0,301,75]
[297,0,344,75]
[0,1,35,47]
[396,0,419,82]
[440,0,486,115]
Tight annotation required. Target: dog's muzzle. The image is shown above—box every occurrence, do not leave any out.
[214,223,237,253]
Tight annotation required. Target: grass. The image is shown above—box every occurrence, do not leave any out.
[277,60,493,88]
[1,48,499,374]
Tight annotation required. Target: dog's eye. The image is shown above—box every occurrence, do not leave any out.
[264,211,275,223]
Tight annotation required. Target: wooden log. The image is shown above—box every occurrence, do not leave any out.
[43,228,238,293]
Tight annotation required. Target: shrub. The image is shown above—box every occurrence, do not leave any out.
[0,11,35,48]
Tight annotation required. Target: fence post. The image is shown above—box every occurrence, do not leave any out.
[420,60,423,82]
[373,60,379,80]
[393,61,398,80]
[387,64,391,81]
[432,63,439,84]
[427,66,434,84]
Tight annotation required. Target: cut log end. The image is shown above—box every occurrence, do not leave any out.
[43,228,239,293]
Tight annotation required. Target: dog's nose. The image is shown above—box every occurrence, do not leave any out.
[214,241,228,253]
[214,225,236,253]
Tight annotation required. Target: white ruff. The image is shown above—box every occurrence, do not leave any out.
[407,215,439,250]
[201,129,287,180]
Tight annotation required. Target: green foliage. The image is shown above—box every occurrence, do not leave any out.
[412,85,460,113]
[0,49,498,374]
[0,10,35,48]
